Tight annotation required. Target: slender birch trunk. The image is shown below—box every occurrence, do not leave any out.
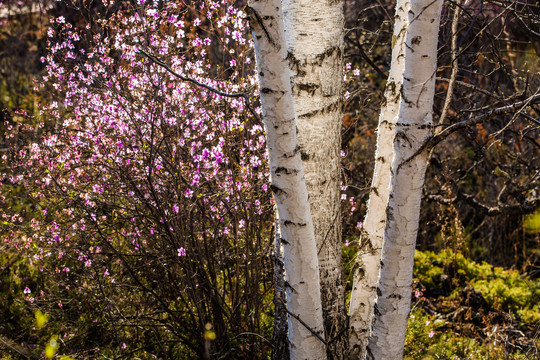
[272,214,290,360]
[367,0,444,358]
[282,0,346,355]
[247,1,327,358]
[347,3,409,357]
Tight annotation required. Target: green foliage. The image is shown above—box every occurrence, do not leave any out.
[406,308,491,360]
[405,306,535,360]
[524,209,540,234]
[414,249,540,324]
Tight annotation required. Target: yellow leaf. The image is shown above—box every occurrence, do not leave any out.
[524,209,540,234]
[35,310,49,329]
[45,344,55,358]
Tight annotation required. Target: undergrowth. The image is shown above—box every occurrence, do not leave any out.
[405,249,539,359]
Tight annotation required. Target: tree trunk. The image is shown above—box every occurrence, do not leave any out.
[366,0,444,359]
[247,1,327,359]
[282,0,346,356]
[272,214,290,360]
[347,2,409,357]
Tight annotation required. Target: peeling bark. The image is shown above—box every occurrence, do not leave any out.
[248,0,327,358]
[282,0,347,357]
[366,0,444,358]
[347,3,409,358]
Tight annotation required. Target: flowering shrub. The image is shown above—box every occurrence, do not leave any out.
[1,0,274,357]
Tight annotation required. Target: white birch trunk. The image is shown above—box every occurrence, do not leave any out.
[247,1,327,358]
[367,0,444,358]
[282,0,346,354]
[347,5,409,358]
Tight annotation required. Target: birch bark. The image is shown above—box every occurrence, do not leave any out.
[282,0,346,355]
[367,0,444,358]
[247,0,327,358]
[347,4,408,358]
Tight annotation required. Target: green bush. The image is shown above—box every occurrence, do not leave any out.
[413,250,540,324]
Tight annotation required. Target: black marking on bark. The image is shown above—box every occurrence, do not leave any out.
[284,281,296,292]
[315,45,341,62]
[275,167,298,175]
[283,220,307,227]
[246,7,276,46]
[280,238,289,245]
[405,42,415,53]
[376,156,385,163]
[400,84,414,106]
[386,205,394,223]
[370,186,379,196]
[356,266,365,279]
[386,81,397,95]
[395,131,412,148]
[261,87,274,94]
[389,293,402,299]
[376,287,382,296]
[286,51,307,77]
[259,71,264,77]
[373,304,381,316]
[270,184,286,196]
[395,122,411,127]
[283,145,300,158]
[295,82,320,95]
[298,100,340,119]
[300,151,310,161]
[411,36,422,45]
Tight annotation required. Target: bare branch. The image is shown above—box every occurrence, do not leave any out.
[276,295,327,346]
[138,50,262,123]
[401,93,540,167]
[438,0,461,126]
[426,192,540,216]
[436,77,503,101]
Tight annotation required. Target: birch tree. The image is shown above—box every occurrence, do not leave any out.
[282,0,347,354]
[347,2,409,357]
[365,0,444,358]
[248,0,327,358]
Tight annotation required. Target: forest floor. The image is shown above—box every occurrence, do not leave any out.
[402,250,539,359]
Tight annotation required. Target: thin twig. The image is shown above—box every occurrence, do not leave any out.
[350,47,388,79]
[437,77,502,101]
[399,93,540,168]
[276,295,327,346]
[438,0,461,126]
[492,88,540,137]
[426,192,540,216]
[138,50,261,123]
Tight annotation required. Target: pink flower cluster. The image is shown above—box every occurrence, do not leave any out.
[1,0,271,297]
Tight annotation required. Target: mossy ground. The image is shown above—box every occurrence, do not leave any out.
[405,250,539,359]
